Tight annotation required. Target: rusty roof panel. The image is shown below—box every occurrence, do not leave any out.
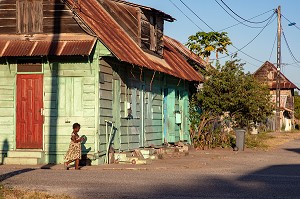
[65,0,202,81]
[254,61,299,90]
[0,34,96,56]
[164,35,206,67]
[65,0,156,69]
[111,0,175,21]
[163,40,203,81]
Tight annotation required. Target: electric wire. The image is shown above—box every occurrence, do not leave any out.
[269,32,277,61]
[282,28,300,68]
[170,0,276,66]
[220,0,275,24]
[216,13,276,62]
[179,0,215,31]
[281,14,300,31]
[173,0,263,65]
[215,0,275,29]
[168,0,204,31]
[218,9,275,31]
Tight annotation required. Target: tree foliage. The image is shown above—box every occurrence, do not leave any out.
[195,58,273,128]
[187,31,232,61]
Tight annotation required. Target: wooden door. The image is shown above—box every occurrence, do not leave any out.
[16,74,43,149]
[163,88,176,143]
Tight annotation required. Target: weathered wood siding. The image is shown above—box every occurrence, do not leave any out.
[163,76,190,144]
[43,55,98,164]
[98,0,164,55]
[0,0,85,34]
[98,58,165,161]
[0,0,17,34]
[98,57,192,163]
[98,0,139,44]
[0,58,16,163]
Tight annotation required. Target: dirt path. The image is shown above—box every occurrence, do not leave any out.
[264,130,300,150]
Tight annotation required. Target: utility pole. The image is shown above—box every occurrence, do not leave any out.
[275,6,281,132]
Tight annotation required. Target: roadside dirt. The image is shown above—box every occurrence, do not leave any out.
[264,130,300,150]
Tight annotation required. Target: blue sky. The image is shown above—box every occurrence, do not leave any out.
[129,0,300,88]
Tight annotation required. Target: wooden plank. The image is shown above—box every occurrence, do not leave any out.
[84,108,95,116]
[0,10,16,18]
[43,4,67,11]
[0,0,16,4]
[0,117,14,125]
[0,95,14,101]
[100,90,112,100]
[0,108,13,117]
[44,116,95,127]
[83,93,95,101]
[43,24,85,34]
[0,27,16,33]
[43,10,73,18]
[0,18,16,27]
[83,84,95,93]
[100,64,113,75]
[0,101,14,108]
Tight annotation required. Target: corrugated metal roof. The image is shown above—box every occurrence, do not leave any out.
[0,34,96,57]
[254,61,299,90]
[111,0,175,22]
[65,0,203,81]
[163,40,204,81]
[163,35,206,67]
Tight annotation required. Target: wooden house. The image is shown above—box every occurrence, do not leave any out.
[0,0,205,165]
[254,61,299,131]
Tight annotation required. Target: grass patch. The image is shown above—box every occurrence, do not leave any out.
[0,184,72,199]
[246,130,300,150]
[245,132,275,150]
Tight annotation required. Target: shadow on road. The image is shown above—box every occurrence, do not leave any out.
[72,164,300,198]
[0,169,35,183]
[285,148,300,155]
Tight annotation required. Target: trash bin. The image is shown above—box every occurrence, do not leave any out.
[235,129,246,151]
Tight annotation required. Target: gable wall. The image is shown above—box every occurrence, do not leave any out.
[0,0,85,34]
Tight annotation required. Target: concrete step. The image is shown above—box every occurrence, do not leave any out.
[4,157,43,165]
[4,150,45,165]
[7,150,44,158]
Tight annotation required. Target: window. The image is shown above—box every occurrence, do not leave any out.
[17,59,43,73]
[16,0,43,33]
[140,12,164,55]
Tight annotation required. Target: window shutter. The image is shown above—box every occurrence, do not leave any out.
[17,0,43,33]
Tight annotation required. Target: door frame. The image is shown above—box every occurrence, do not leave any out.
[15,60,44,150]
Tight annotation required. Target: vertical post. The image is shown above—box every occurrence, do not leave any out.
[276,6,281,132]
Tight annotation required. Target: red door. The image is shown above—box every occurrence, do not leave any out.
[16,74,43,149]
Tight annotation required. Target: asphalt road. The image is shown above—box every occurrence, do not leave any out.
[1,138,300,199]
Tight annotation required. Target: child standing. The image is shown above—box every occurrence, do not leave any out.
[64,123,84,170]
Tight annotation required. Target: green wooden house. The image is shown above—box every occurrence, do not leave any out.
[0,0,205,165]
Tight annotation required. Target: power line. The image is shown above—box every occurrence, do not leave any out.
[168,0,204,31]
[281,14,300,31]
[269,32,277,61]
[179,0,215,31]
[215,0,275,29]
[216,13,276,62]
[218,9,275,31]
[171,0,270,66]
[282,28,300,68]
[219,0,275,24]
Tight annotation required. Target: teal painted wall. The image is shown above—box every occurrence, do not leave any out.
[0,44,100,165]
[97,57,192,164]
[0,58,15,163]
[163,76,191,144]
[43,55,98,164]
